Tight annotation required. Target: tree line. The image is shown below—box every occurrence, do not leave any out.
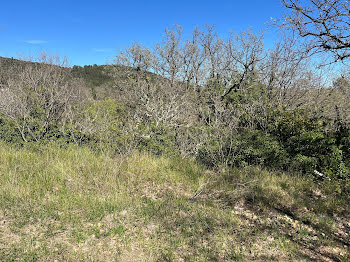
[0,21,350,184]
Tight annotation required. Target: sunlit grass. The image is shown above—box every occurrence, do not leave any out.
[0,142,348,261]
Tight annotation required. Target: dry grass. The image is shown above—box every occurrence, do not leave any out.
[0,142,349,261]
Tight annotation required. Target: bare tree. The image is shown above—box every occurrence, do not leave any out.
[282,0,350,63]
[154,25,185,88]
[112,24,345,161]
[0,53,84,142]
[115,42,154,72]
[221,29,264,99]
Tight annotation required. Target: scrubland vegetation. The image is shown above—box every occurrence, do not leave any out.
[1,2,350,260]
[0,143,349,261]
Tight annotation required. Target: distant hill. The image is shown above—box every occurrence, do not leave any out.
[0,56,112,87]
[0,56,159,89]
[71,64,114,87]
[0,56,71,87]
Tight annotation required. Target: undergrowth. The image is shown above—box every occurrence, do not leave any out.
[0,142,349,261]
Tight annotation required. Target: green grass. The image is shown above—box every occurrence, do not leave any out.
[0,142,349,261]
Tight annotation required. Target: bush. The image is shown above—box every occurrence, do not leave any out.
[198,129,288,169]
[137,122,178,156]
[197,108,349,181]
[0,115,23,144]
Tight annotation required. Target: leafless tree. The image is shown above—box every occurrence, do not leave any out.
[221,29,264,99]
[154,25,185,88]
[0,53,85,142]
[115,42,154,72]
[282,0,350,63]
[112,24,347,161]
[181,27,207,89]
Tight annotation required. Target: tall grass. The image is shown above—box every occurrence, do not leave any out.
[0,142,348,261]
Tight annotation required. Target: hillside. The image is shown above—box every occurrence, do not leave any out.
[3,0,350,260]
[0,143,349,261]
[1,28,350,261]
[0,56,160,88]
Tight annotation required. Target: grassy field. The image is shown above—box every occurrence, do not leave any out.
[0,142,349,261]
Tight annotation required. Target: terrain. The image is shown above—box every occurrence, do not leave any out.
[0,143,349,261]
[1,24,350,261]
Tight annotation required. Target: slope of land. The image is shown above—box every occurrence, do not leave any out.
[0,56,159,89]
[0,143,348,261]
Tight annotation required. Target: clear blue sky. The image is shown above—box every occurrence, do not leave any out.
[0,0,284,66]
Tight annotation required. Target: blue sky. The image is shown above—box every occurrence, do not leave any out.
[0,0,285,66]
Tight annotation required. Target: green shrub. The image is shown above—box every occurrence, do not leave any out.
[197,108,349,181]
[198,129,288,169]
[268,109,349,180]
[0,115,23,144]
[137,122,178,156]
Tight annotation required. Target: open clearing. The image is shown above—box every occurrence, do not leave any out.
[0,143,349,261]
